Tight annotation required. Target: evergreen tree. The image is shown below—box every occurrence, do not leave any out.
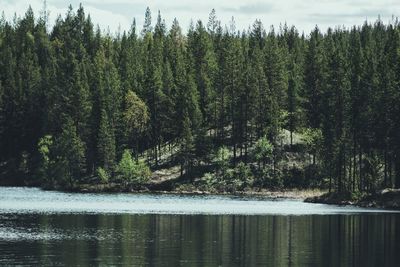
[207,9,219,36]
[304,27,325,130]
[223,27,243,162]
[0,82,3,159]
[285,26,304,146]
[179,112,195,178]
[97,109,116,171]
[53,118,86,188]
[142,7,152,36]
[1,3,400,193]
[123,90,149,158]
[264,28,288,142]
[189,20,216,126]
[248,27,269,140]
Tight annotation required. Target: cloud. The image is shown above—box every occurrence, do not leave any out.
[0,0,399,35]
[222,2,274,15]
[83,5,132,33]
[0,0,132,34]
[306,7,397,26]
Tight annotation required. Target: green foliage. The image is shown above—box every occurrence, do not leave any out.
[55,119,87,187]
[302,128,323,163]
[227,162,254,191]
[123,90,149,136]
[363,153,382,192]
[194,127,213,162]
[202,162,253,192]
[203,172,217,188]
[253,137,274,168]
[123,90,149,159]
[37,135,54,184]
[179,112,196,177]
[256,168,283,189]
[38,135,53,166]
[213,146,230,179]
[0,82,3,139]
[38,120,86,188]
[97,109,116,171]
[1,4,400,194]
[116,150,151,187]
[96,166,110,184]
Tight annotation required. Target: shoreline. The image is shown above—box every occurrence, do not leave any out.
[70,185,327,200]
[305,189,400,210]
[5,183,325,200]
[2,184,399,210]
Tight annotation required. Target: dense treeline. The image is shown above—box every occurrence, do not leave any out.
[0,5,400,193]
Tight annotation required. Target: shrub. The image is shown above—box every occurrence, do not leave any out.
[230,162,254,191]
[96,167,110,184]
[253,137,273,169]
[38,135,54,183]
[213,146,230,179]
[255,168,283,189]
[203,172,217,188]
[284,166,304,188]
[116,150,151,187]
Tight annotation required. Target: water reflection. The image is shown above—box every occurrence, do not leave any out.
[0,213,399,266]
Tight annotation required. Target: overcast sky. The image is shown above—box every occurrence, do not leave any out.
[1,0,400,35]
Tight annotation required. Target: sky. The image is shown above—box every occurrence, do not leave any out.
[1,0,400,35]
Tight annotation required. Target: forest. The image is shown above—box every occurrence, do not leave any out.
[0,4,400,197]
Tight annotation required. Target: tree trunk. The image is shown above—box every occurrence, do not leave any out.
[233,145,237,166]
[395,154,400,189]
[180,162,183,178]
[353,140,356,192]
[389,154,393,188]
[290,130,293,148]
[384,147,388,187]
[359,147,362,192]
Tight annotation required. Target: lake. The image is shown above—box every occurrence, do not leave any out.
[0,187,399,266]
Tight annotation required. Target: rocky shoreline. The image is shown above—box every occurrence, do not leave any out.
[305,189,400,210]
[7,182,400,210]
[71,184,326,200]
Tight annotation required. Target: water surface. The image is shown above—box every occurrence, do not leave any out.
[0,187,399,266]
[0,187,396,215]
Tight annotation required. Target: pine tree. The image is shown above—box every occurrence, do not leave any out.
[142,27,165,165]
[174,42,201,134]
[359,23,379,191]
[240,34,254,162]
[213,29,228,141]
[180,112,195,178]
[1,4,400,194]
[142,7,152,36]
[264,28,288,142]
[97,109,116,171]
[321,29,351,192]
[304,27,325,130]
[189,20,216,126]
[0,81,3,160]
[348,27,363,192]
[69,62,92,141]
[54,118,86,188]
[386,25,400,188]
[123,90,149,158]
[207,9,219,36]
[223,27,243,163]
[284,26,304,146]
[160,60,175,141]
[248,25,269,140]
